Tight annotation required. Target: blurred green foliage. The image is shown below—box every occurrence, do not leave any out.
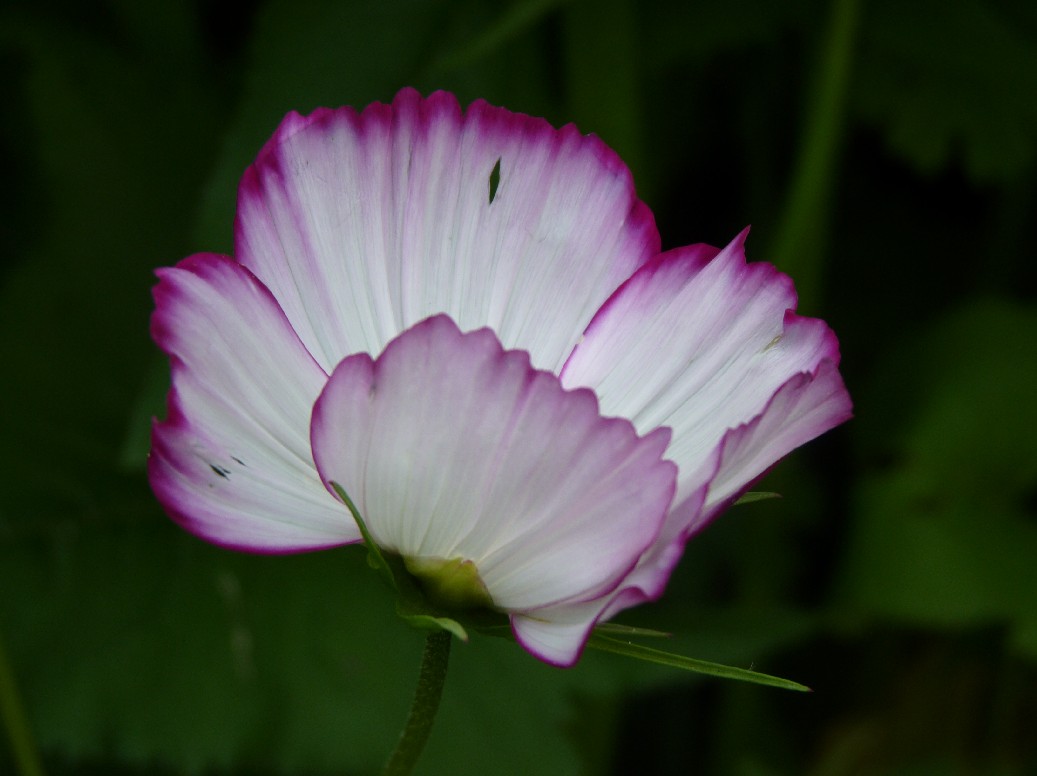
[1,0,1035,774]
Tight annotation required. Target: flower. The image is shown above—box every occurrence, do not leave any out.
[149,89,851,667]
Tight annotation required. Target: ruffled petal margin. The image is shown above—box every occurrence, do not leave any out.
[236,88,659,374]
[148,254,357,552]
[310,315,677,666]
[563,228,851,510]
[560,230,852,608]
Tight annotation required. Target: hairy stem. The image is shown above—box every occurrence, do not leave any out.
[382,630,452,776]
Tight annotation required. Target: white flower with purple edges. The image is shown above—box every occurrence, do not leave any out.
[149,89,851,668]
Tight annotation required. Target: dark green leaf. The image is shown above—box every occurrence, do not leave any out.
[837,299,1037,657]
[853,0,1037,181]
[586,635,811,691]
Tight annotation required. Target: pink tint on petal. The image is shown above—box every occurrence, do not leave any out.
[147,89,852,669]
[560,229,852,616]
[235,88,659,374]
[309,315,678,664]
[148,253,356,553]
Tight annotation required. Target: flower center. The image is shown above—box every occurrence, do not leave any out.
[403,556,494,611]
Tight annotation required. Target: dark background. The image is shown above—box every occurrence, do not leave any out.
[2,0,1035,773]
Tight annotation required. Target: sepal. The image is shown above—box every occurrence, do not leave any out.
[397,614,469,642]
[332,481,505,642]
[332,482,395,589]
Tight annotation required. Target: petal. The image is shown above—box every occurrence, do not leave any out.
[512,616,591,667]
[597,460,716,618]
[511,598,611,667]
[703,357,852,516]
[236,88,659,374]
[309,315,677,637]
[561,228,851,516]
[149,254,356,552]
[591,362,851,623]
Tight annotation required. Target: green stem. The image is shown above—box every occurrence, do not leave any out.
[382,630,452,776]
[0,629,45,776]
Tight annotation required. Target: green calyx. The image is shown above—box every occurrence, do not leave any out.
[331,481,810,691]
[331,482,505,641]
[404,556,494,611]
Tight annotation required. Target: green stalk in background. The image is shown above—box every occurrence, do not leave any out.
[769,0,861,312]
[0,629,45,776]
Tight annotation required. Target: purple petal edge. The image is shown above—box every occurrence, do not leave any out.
[148,253,353,555]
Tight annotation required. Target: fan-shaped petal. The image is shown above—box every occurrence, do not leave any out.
[149,254,356,552]
[511,598,615,667]
[559,231,852,608]
[236,88,659,373]
[310,315,677,661]
[703,357,851,517]
[562,229,851,516]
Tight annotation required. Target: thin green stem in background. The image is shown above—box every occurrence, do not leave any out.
[0,629,45,776]
[382,630,453,776]
[769,0,861,311]
[425,0,569,77]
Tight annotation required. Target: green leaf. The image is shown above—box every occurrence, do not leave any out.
[837,299,1037,658]
[586,635,811,692]
[3,519,599,775]
[2,530,427,773]
[853,0,1037,181]
[734,491,783,506]
[592,622,671,638]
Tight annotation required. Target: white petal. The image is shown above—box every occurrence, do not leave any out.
[511,599,609,667]
[309,315,677,616]
[558,231,851,616]
[562,229,851,513]
[149,254,356,552]
[704,358,851,514]
[236,89,658,373]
